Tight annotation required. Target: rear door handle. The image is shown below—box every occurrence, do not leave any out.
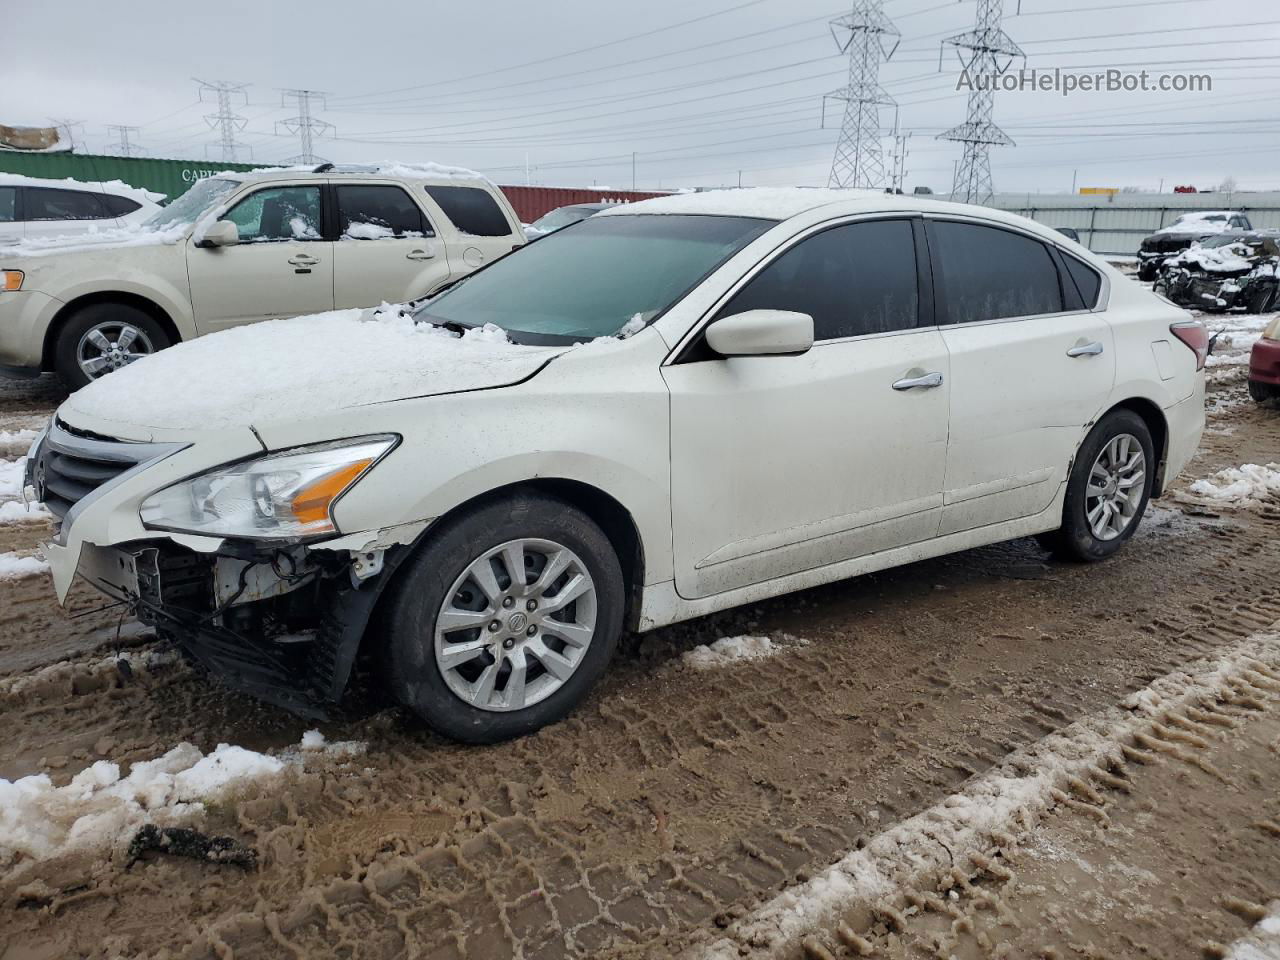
[406,249,434,261]
[892,371,944,391]
[1067,340,1104,357]
[288,254,320,266]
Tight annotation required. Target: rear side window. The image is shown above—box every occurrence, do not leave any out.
[423,185,512,237]
[1062,253,1102,309]
[336,185,431,239]
[931,221,1063,323]
[719,219,919,340]
[0,187,14,222]
[101,194,142,216]
[25,188,108,221]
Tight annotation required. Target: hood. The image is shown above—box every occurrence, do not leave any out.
[0,223,187,261]
[60,307,568,436]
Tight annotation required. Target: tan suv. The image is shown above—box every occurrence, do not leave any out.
[0,163,525,387]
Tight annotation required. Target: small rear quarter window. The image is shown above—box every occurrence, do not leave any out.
[1063,253,1103,308]
[423,185,512,237]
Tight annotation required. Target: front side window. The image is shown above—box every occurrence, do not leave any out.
[0,187,14,222]
[931,221,1063,324]
[424,185,512,237]
[336,185,430,239]
[25,188,108,221]
[417,214,772,344]
[223,186,322,242]
[717,219,919,340]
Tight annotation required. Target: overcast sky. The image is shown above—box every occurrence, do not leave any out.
[8,0,1278,195]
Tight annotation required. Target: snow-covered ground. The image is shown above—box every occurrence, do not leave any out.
[680,635,799,670]
[0,552,50,580]
[1187,463,1280,506]
[1224,902,1280,960]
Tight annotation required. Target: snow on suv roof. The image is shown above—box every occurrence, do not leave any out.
[231,161,491,187]
[596,187,974,222]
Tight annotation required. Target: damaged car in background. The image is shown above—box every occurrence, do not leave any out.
[21,190,1205,744]
[1137,210,1253,281]
[1153,231,1280,313]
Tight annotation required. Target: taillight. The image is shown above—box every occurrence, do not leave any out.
[1170,320,1209,371]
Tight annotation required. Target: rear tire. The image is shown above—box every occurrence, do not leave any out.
[381,493,624,744]
[1040,410,1155,563]
[1250,380,1275,404]
[54,303,171,390]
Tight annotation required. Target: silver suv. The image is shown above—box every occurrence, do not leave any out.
[0,163,525,387]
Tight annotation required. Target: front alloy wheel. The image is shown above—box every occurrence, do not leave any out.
[76,321,157,379]
[434,538,597,712]
[382,493,624,743]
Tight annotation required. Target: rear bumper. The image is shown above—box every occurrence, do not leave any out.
[1161,378,1206,494]
[1249,337,1280,387]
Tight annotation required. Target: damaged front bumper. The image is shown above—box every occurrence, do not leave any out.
[31,417,432,717]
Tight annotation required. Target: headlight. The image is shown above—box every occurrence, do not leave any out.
[1265,315,1280,342]
[2,270,23,292]
[139,436,397,539]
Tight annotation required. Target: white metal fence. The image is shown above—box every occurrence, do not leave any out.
[982,192,1280,257]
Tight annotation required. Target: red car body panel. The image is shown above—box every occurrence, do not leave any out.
[1250,336,1280,387]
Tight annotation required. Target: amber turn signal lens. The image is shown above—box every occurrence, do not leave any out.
[1,271,23,292]
[289,459,374,526]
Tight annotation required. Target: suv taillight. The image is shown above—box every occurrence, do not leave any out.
[1170,320,1209,371]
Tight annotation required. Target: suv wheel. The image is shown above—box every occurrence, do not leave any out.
[1040,410,1155,562]
[381,493,624,744]
[54,303,171,390]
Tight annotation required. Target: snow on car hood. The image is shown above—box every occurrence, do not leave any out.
[1154,213,1236,236]
[2,223,188,258]
[61,307,565,433]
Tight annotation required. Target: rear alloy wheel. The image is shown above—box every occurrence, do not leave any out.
[382,493,624,743]
[1040,409,1155,562]
[54,303,171,390]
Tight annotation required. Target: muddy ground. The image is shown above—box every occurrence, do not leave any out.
[2,329,1279,959]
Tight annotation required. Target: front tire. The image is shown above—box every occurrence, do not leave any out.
[54,303,171,390]
[381,493,624,744]
[1250,379,1275,404]
[1040,410,1155,563]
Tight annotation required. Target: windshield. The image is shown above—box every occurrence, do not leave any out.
[529,206,598,233]
[144,177,240,230]
[417,214,773,343]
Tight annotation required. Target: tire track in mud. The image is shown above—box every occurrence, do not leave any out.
[2,389,1279,959]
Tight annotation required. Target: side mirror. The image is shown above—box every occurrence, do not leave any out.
[705,309,814,358]
[198,220,239,248]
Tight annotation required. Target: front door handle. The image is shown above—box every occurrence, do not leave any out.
[892,371,944,391]
[1067,340,1104,357]
[406,249,434,261]
[288,254,320,266]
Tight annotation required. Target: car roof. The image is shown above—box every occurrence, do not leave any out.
[224,162,491,189]
[595,187,1060,235]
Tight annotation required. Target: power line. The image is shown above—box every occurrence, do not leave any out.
[195,78,252,163]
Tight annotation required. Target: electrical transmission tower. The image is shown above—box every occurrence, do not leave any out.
[104,125,144,157]
[823,0,901,190]
[276,89,334,165]
[196,78,252,163]
[938,0,1023,204]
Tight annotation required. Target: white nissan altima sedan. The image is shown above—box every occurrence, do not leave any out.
[26,188,1206,742]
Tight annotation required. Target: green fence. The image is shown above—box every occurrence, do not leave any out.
[0,152,274,201]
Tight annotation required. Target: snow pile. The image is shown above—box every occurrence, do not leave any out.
[6,222,189,259]
[0,500,50,524]
[296,729,366,759]
[1167,242,1255,274]
[0,457,25,498]
[1223,901,1280,959]
[692,628,1280,959]
[0,743,283,866]
[1187,463,1280,506]
[342,222,423,240]
[62,306,564,433]
[0,552,48,580]
[1155,211,1237,236]
[682,636,793,670]
[0,427,39,458]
